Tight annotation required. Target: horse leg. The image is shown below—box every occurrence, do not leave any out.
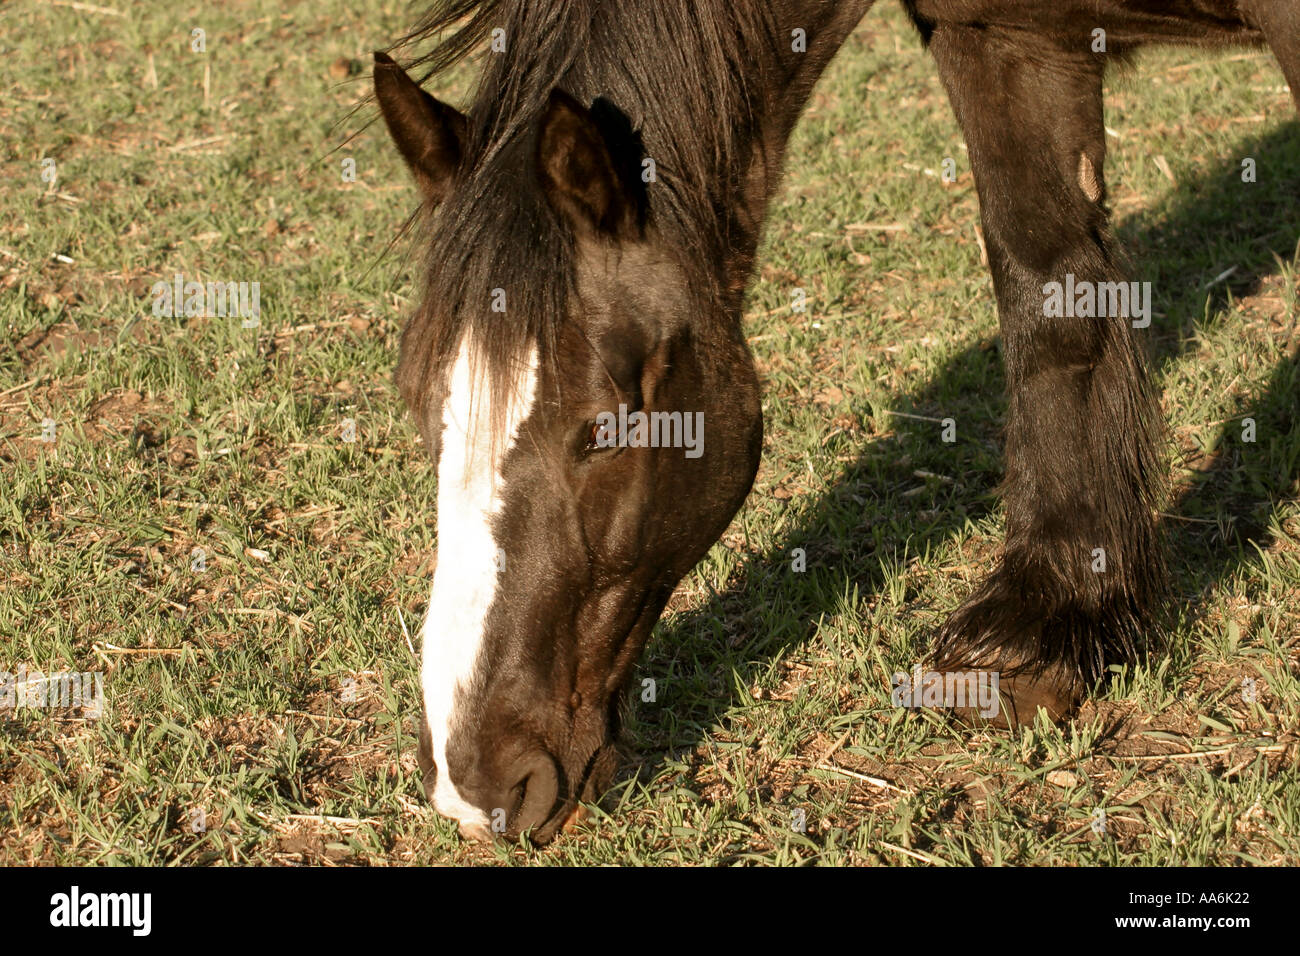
[924,25,1165,726]
[1244,0,1300,111]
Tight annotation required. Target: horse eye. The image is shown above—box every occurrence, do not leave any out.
[583,419,616,454]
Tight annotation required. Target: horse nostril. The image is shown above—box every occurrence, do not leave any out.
[421,760,438,805]
[506,751,560,836]
[417,714,437,804]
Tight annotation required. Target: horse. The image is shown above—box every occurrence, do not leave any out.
[372,0,1300,842]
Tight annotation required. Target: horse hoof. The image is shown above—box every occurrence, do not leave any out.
[934,662,1081,729]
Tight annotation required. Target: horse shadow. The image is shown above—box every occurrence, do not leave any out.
[624,120,1300,796]
[1122,122,1300,629]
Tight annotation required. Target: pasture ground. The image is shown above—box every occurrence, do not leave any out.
[1,0,1298,865]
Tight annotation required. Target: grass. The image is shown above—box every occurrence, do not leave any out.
[1,0,1297,866]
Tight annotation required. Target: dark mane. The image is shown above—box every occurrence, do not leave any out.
[388,0,786,438]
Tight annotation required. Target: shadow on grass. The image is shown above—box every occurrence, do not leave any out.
[1126,122,1300,623]
[626,120,1299,792]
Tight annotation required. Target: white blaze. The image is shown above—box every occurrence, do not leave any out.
[421,336,538,829]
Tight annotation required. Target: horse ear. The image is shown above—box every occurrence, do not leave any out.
[537,90,633,236]
[373,51,466,203]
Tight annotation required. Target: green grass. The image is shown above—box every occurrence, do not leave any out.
[1,0,1297,865]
